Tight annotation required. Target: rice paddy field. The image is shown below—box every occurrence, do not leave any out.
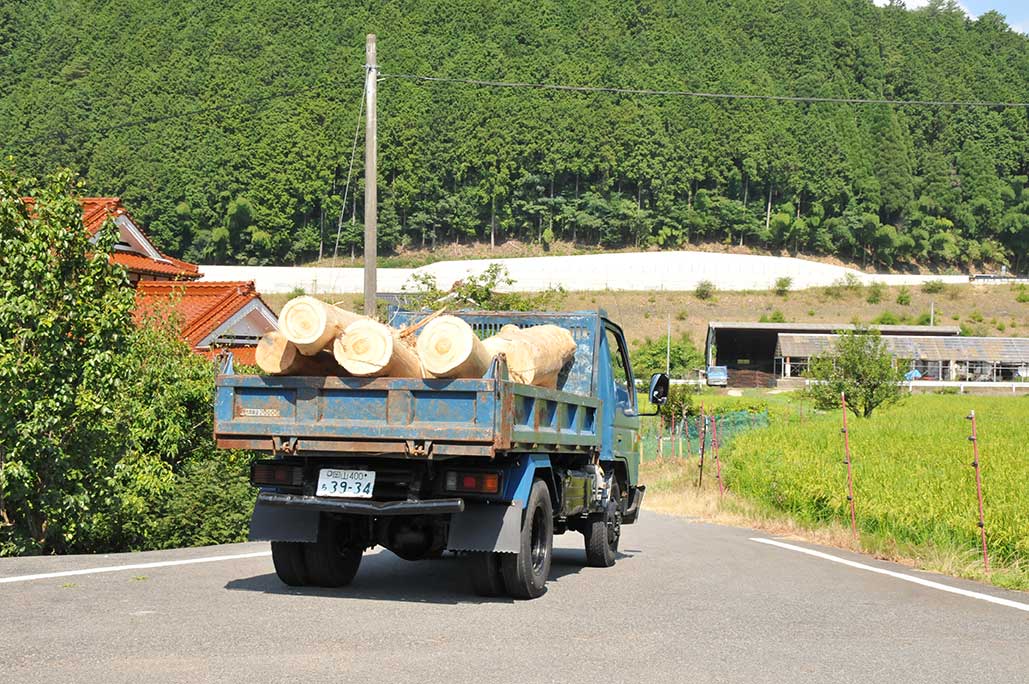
[722,394,1029,589]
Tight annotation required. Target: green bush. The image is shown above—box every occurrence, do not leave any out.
[630,335,703,380]
[896,287,911,306]
[773,277,792,297]
[866,281,884,304]
[921,279,945,294]
[872,310,900,325]
[694,280,716,300]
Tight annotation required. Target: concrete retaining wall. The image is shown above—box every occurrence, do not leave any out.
[199,251,971,294]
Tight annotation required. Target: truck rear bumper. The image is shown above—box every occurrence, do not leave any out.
[256,491,466,516]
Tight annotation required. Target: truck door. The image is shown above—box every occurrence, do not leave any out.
[601,323,641,486]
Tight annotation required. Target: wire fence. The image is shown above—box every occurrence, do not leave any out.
[639,410,769,462]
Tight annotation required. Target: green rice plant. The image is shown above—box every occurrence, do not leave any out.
[725,395,1029,588]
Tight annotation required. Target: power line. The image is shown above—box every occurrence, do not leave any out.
[381,72,1029,109]
[4,81,347,150]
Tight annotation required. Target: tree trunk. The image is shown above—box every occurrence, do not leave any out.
[765,181,773,234]
[278,296,362,355]
[333,319,421,377]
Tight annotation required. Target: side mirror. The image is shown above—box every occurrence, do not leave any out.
[648,373,670,406]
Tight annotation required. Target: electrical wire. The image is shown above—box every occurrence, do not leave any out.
[331,77,367,267]
[381,72,1029,109]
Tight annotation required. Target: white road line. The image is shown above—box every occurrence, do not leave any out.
[751,538,1029,613]
[0,551,271,585]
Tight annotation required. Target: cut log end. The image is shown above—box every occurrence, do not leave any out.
[334,319,421,377]
[416,315,491,378]
[278,295,362,355]
[255,331,298,375]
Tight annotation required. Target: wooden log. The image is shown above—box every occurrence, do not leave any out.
[482,324,576,388]
[278,296,362,355]
[415,315,492,379]
[255,331,345,376]
[333,319,421,377]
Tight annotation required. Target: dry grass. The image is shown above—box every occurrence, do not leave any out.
[640,458,1027,591]
[262,284,1029,346]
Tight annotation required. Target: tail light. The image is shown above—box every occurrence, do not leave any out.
[251,462,303,487]
[445,471,501,494]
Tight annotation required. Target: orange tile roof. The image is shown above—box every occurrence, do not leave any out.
[135,281,271,348]
[21,196,199,280]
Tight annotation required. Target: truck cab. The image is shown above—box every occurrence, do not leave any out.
[214,310,668,599]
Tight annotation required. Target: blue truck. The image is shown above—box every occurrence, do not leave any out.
[214,310,668,599]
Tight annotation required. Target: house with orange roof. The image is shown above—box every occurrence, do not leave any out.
[77,197,201,283]
[134,281,278,366]
[23,195,276,363]
[23,196,201,283]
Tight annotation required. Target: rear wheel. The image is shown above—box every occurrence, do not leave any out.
[467,552,506,597]
[584,480,621,568]
[271,541,310,587]
[501,479,553,599]
[303,517,364,587]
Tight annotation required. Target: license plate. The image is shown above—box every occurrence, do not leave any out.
[316,469,375,498]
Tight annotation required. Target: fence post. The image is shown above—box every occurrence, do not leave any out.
[712,417,724,498]
[697,406,707,487]
[841,392,858,539]
[966,410,990,574]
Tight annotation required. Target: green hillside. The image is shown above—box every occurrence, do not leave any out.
[3,0,1029,270]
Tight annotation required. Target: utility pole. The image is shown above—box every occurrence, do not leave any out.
[363,33,378,319]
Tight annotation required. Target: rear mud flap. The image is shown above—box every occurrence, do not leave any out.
[622,485,646,525]
[248,499,319,543]
[446,501,522,553]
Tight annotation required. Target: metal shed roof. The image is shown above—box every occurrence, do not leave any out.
[776,334,1029,363]
[710,322,961,336]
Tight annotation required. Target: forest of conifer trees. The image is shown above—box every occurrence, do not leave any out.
[2,0,1029,271]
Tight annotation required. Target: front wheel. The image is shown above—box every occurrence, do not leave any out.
[583,480,621,568]
[501,479,553,599]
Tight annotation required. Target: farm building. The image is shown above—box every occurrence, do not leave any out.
[705,322,960,387]
[775,334,1029,383]
[134,281,278,365]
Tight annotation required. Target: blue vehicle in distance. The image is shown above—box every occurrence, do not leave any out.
[214,310,668,599]
[706,365,728,387]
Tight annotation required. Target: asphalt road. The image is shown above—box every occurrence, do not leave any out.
[1,514,1026,684]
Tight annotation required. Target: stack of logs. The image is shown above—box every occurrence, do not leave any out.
[254,296,576,389]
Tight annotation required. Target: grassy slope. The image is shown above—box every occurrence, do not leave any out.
[642,393,1029,591]
[264,282,1029,346]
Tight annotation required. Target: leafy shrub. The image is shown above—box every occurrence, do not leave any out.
[759,310,787,323]
[694,280,716,300]
[630,335,703,380]
[1016,286,1029,304]
[872,310,900,325]
[402,264,564,311]
[773,277,792,297]
[866,281,884,304]
[970,310,984,323]
[922,279,945,294]
[896,287,911,306]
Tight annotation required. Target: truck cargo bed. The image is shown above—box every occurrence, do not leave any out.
[214,369,601,459]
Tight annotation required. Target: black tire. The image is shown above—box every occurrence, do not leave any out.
[271,541,310,587]
[467,552,506,597]
[501,479,553,599]
[584,480,621,568]
[303,518,363,588]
